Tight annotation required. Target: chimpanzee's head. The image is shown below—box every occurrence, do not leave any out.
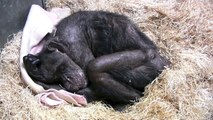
[23,48,88,92]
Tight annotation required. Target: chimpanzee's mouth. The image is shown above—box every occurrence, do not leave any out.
[61,73,88,92]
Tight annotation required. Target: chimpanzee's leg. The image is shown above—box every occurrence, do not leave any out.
[87,50,147,103]
[109,63,159,91]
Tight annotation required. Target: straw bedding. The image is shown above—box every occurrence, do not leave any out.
[0,0,212,119]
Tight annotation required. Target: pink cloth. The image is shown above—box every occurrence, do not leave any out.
[37,89,87,107]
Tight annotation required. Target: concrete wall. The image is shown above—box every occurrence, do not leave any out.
[0,0,44,49]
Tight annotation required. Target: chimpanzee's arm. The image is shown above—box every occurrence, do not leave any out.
[87,50,147,72]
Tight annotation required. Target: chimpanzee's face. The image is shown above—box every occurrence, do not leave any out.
[23,50,88,92]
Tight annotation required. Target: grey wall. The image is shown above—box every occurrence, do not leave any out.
[0,0,44,49]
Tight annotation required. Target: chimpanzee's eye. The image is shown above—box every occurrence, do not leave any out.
[47,43,57,52]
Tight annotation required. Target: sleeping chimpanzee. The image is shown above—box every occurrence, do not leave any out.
[23,11,170,106]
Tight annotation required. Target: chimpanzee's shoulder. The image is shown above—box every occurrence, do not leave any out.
[63,10,130,22]
[56,10,132,32]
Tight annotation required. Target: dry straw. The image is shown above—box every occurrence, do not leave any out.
[0,0,212,119]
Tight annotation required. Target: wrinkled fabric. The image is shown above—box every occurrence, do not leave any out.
[37,89,87,107]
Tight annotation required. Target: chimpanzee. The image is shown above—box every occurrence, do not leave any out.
[23,11,170,106]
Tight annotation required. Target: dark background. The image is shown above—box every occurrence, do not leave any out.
[0,0,46,49]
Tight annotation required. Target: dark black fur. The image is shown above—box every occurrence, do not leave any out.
[24,11,170,107]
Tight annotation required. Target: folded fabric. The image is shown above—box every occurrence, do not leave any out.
[37,89,87,107]
[20,4,87,107]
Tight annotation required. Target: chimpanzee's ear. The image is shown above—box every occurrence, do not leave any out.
[46,41,57,52]
[47,38,65,53]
